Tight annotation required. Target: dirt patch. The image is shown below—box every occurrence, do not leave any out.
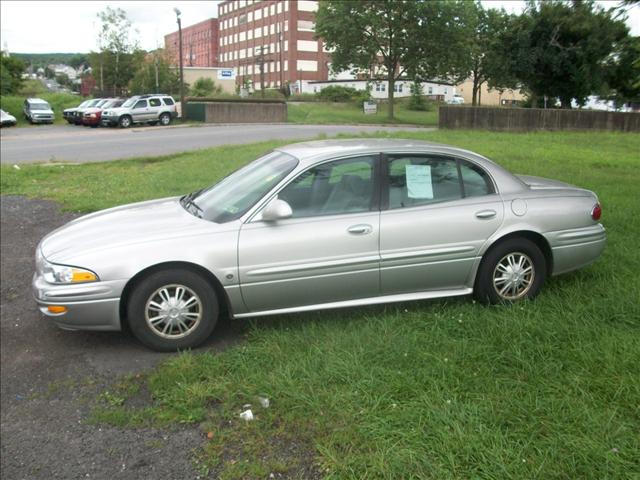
[0,196,244,479]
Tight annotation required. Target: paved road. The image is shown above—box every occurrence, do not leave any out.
[1,123,432,164]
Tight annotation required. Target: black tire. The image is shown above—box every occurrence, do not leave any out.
[159,113,171,126]
[119,115,132,128]
[474,237,546,304]
[126,269,219,351]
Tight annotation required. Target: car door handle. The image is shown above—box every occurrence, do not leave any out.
[347,224,372,235]
[475,209,497,219]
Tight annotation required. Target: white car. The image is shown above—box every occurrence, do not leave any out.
[0,109,17,127]
[447,95,465,105]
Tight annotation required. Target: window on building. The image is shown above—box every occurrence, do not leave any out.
[428,86,433,95]
[239,14,247,24]
[297,20,314,31]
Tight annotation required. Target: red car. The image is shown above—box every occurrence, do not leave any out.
[82,98,125,127]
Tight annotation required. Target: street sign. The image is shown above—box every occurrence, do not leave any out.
[217,69,236,80]
[363,101,377,115]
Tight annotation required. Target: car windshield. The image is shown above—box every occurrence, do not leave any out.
[187,151,298,223]
[121,98,137,108]
[30,103,50,110]
[78,100,90,108]
[87,99,102,107]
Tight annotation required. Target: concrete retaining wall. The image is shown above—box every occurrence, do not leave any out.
[186,101,287,123]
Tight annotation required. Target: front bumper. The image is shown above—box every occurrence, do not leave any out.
[83,116,101,126]
[32,273,126,331]
[101,117,118,126]
[31,116,54,123]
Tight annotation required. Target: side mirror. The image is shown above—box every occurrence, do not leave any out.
[261,199,293,222]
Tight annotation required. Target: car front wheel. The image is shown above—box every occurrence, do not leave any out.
[127,269,219,351]
[119,115,132,128]
[474,238,546,304]
[159,113,171,126]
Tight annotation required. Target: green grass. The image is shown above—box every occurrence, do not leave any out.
[0,90,85,127]
[2,130,639,478]
[288,101,438,126]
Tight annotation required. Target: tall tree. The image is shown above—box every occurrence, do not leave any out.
[315,0,470,119]
[0,53,25,95]
[128,50,181,95]
[499,0,629,108]
[463,3,517,106]
[91,7,142,95]
[605,35,640,107]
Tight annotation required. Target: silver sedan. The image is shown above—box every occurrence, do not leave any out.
[33,139,606,351]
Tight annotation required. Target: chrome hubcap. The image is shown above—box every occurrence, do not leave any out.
[145,284,202,339]
[161,115,169,125]
[492,252,535,300]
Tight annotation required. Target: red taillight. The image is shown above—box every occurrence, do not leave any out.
[591,203,602,221]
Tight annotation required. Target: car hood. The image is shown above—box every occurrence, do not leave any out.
[63,108,78,113]
[40,197,217,263]
[102,107,128,115]
[32,109,54,115]
[83,108,102,114]
[1,112,16,120]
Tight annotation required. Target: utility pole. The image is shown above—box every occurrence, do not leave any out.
[256,45,268,98]
[154,53,159,92]
[174,8,185,118]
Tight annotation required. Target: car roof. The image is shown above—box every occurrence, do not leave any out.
[26,98,49,103]
[277,138,467,164]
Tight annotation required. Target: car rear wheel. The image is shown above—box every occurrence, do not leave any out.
[127,269,219,351]
[159,113,171,126]
[119,115,132,128]
[474,238,546,304]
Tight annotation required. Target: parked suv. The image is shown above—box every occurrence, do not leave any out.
[101,94,177,128]
[23,98,54,124]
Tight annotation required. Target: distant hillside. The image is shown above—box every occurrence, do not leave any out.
[13,53,88,68]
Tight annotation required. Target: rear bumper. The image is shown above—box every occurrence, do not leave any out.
[546,224,607,275]
[32,273,125,331]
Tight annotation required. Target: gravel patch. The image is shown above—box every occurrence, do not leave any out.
[0,196,243,479]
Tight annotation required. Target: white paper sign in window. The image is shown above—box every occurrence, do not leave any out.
[406,165,433,199]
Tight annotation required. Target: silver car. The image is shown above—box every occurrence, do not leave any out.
[33,139,606,351]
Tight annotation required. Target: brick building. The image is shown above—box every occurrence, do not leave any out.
[217,0,329,90]
[165,18,219,68]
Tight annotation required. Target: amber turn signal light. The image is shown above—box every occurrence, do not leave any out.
[47,306,67,314]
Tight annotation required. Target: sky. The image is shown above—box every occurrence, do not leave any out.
[0,0,638,54]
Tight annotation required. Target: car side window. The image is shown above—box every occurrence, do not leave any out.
[278,156,376,218]
[387,155,462,209]
[460,160,494,197]
[163,97,175,106]
[134,100,147,109]
[149,98,162,107]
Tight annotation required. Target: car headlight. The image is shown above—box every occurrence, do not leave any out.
[37,250,99,284]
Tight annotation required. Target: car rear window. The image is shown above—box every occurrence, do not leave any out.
[163,97,175,106]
